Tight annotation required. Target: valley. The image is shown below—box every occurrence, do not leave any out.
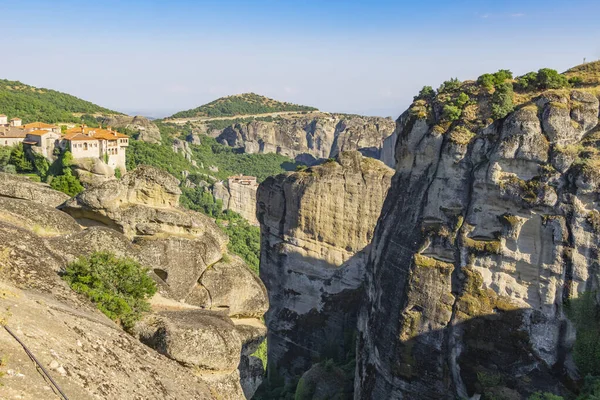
[0,60,599,400]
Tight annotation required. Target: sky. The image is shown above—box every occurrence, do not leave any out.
[0,0,599,118]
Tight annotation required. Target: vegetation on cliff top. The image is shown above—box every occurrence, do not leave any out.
[62,252,157,330]
[170,92,318,119]
[0,79,121,123]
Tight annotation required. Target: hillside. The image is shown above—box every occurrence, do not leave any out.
[0,79,121,123]
[170,92,318,119]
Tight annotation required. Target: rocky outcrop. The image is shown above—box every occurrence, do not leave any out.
[0,165,269,399]
[100,115,161,144]
[72,157,115,186]
[208,114,395,164]
[213,179,259,225]
[0,172,71,207]
[356,89,600,398]
[257,151,393,380]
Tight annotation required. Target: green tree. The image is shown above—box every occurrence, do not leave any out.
[8,143,33,172]
[414,86,435,101]
[491,82,515,119]
[32,153,50,180]
[62,252,157,330]
[50,174,84,196]
[438,78,461,93]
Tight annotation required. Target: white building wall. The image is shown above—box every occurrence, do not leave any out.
[70,140,101,159]
[0,137,24,146]
[0,116,7,125]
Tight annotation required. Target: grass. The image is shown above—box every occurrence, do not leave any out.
[448,126,475,145]
[251,339,267,370]
[413,254,454,270]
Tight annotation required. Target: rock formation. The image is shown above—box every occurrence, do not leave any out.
[356,87,600,398]
[202,114,395,164]
[100,115,161,144]
[257,151,393,381]
[0,172,70,207]
[214,176,259,225]
[0,166,268,399]
[72,157,116,186]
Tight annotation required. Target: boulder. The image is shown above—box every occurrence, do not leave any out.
[135,310,242,372]
[0,197,81,237]
[0,172,71,207]
[190,256,269,317]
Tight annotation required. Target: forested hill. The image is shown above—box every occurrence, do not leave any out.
[0,79,121,123]
[169,92,318,119]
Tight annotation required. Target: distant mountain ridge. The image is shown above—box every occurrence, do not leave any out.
[169,93,318,119]
[0,79,121,123]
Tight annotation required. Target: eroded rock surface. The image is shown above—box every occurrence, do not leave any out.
[0,172,71,207]
[100,115,161,144]
[0,165,268,399]
[356,88,600,399]
[257,151,393,380]
[211,114,395,164]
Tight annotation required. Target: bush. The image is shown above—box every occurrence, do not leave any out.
[414,86,435,101]
[32,153,49,180]
[536,68,570,90]
[50,174,84,196]
[114,167,122,179]
[221,216,261,274]
[491,82,515,119]
[62,252,157,330]
[438,78,461,93]
[477,70,513,91]
[443,104,462,121]
[516,69,570,91]
[566,291,600,377]
[528,393,563,400]
[569,76,584,87]
[1,164,16,174]
[456,92,470,108]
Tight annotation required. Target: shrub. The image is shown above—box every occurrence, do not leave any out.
[478,70,514,90]
[536,68,570,90]
[438,78,461,93]
[1,164,16,174]
[491,82,515,119]
[114,167,122,179]
[414,86,435,101]
[569,76,584,87]
[456,92,470,108]
[443,104,462,121]
[62,252,157,330]
[251,339,267,370]
[50,174,84,196]
[566,291,600,377]
[516,71,540,91]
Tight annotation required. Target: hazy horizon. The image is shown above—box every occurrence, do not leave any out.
[1,0,599,119]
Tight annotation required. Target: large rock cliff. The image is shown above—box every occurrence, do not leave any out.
[214,178,260,225]
[208,113,395,164]
[257,151,393,381]
[356,81,600,398]
[100,115,161,144]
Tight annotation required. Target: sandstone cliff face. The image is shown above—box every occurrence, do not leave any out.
[100,115,161,144]
[0,167,268,399]
[214,180,259,225]
[257,151,393,380]
[356,89,600,398]
[211,114,395,164]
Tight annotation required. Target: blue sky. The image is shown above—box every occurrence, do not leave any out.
[0,0,599,118]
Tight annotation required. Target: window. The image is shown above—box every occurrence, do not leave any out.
[84,142,88,150]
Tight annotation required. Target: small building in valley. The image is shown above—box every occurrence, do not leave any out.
[228,175,257,186]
